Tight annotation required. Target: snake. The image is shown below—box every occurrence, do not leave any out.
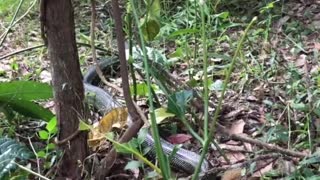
[83,57,209,175]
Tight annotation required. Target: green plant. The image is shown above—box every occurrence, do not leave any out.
[0,137,33,179]
[0,81,54,121]
[37,117,58,170]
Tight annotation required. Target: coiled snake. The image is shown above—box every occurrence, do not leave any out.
[83,58,208,175]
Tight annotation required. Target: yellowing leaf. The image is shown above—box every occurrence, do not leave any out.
[88,126,105,148]
[152,108,175,124]
[99,107,128,132]
[87,107,129,148]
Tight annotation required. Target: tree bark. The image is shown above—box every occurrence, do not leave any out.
[44,0,87,178]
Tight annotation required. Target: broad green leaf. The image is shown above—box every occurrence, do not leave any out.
[167,90,193,118]
[153,108,175,124]
[0,98,54,121]
[147,0,160,18]
[46,117,57,133]
[125,160,142,170]
[38,130,49,140]
[130,83,158,96]
[0,81,52,101]
[141,17,160,41]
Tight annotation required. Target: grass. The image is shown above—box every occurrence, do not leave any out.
[1,0,320,179]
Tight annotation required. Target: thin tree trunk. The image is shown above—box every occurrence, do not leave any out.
[45,0,87,178]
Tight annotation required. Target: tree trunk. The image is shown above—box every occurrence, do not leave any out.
[45,0,87,178]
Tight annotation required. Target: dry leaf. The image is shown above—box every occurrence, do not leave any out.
[99,107,128,132]
[222,152,246,164]
[295,54,307,67]
[167,134,192,144]
[88,107,128,148]
[252,162,274,177]
[314,42,320,50]
[229,120,245,135]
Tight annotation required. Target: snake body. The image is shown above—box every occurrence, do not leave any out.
[83,58,208,174]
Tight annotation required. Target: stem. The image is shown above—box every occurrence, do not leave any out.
[192,17,257,180]
[130,1,171,179]
[0,0,24,46]
[106,136,161,174]
[15,163,50,180]
[200,0,209,140]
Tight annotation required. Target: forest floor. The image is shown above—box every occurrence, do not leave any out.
[1,0,320,179]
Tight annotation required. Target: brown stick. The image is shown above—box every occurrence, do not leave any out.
[230,134,308,158]
[94,0,143,179]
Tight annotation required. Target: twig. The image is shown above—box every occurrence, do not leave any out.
[107,173,136,179]
[94,0,144,178]
[15,162,50,180]
[0,0,37,41]
[0,44,44,60]
[0,0,24,46]
[230,134,308,158]
[90,0,120,93]
[0,43,111,61]
[28,137,41,180]
[204,153,282,177]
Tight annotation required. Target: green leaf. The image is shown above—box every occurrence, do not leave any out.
[168,28,199,38]
[168,144,182,161]
[168,47,184,58]
[153,107,175,124]
[0,98,54,121]
[0,81,52,101]
[141,17,160,41]
[0,138,32,178]
[124,160,142,170]
[114,142,136,154]
[300,153,320,165]
[209,79,224,91]
[213,11,229,19]
[137,128,148,145]
[290,102,309,112]
[46,117,57,133]
[79,120,92,131]
[130,83,158,96]
[167,90,193,118]
[147,0,160,18]
[37,151,46,158]
[46,143,56,150]
[38,130,49,140]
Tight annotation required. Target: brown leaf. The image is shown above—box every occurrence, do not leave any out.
[228,120,245,135]
[167,134,192,144]
[295,54,307,67]
[222,152,246,164]
[252,162,273,177]
[314,42,320,50]
[258,107,266,124]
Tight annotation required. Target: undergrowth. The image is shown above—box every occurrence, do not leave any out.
[0,0,320,179]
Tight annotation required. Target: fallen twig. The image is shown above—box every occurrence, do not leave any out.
[230,134,308,158]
